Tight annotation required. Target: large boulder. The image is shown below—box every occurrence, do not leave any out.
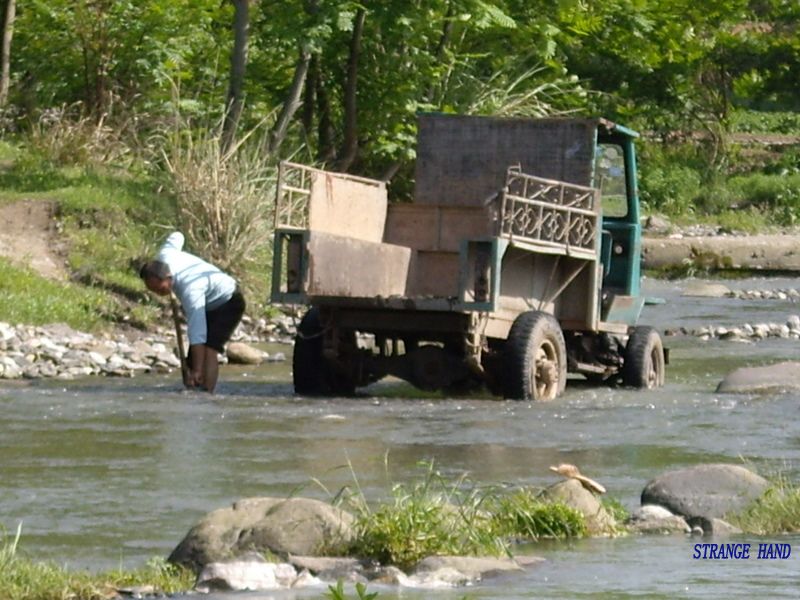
[168,497,355,573]
[641,464,768,521]
[716,361,800,393]
[541,479,616,535]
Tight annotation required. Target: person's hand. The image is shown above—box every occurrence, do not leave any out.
[187,369,205,389]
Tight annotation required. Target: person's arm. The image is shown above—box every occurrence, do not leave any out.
[188,344,207,388]
[181,276,210,387]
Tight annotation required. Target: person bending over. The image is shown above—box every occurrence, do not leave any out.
[140,231,245,392]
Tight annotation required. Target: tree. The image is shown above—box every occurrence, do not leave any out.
[222,0,251,152]
[0,0,15,107]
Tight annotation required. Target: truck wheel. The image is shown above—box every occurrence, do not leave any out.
[293,308,328,395]
[292,308,356,396]
[622,326,665,389]
[503,311,567,401]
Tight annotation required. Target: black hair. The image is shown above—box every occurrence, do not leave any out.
[139,260,171,280]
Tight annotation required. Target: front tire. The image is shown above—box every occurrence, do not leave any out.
[503,311,567,401]
[622,326,665,389]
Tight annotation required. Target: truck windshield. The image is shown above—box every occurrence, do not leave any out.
[595,143,627,218]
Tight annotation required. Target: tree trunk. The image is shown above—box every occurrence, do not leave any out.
[0,0,16,108]
[301,55,318,140]
[222,0,250,153]
[334,7,366,172]
[267,46,311,155]
[316,74,336,163]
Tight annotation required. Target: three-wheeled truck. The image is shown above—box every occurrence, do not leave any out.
[271,114,666,400]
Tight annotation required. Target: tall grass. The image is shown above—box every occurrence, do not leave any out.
[160,109,277,299]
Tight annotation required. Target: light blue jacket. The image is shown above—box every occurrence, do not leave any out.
[156,232,237,345]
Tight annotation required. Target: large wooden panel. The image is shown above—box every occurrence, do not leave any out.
[308,171,387,243]
[305,231,411,297]
[385,204,495,252]
[408,250,460,297]
[415,114,597,207]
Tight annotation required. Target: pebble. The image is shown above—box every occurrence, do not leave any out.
[0,316,296,381]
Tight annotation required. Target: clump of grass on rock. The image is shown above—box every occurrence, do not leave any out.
[344,462,588,571]
[727,475,800,535]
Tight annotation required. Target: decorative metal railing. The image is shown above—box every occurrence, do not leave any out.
[499,166,600,259]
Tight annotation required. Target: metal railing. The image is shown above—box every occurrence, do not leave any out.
[499,166,600,259]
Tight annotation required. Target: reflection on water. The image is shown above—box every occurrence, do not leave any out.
[1,277,799,598]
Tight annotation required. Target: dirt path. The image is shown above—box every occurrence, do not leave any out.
[0,199,69,280]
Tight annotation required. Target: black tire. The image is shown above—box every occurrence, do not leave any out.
[293,308,328,395]
[503,311,567,401]
[292,308,356,396]
[622,326,665,389]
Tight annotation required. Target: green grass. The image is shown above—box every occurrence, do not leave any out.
[343,461,589,571]
[0,525,194,600]
[0,143,178,330]
[727,476,800,535]
[0,259,112,330]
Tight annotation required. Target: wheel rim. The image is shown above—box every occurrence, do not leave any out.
[645,345,662,389]
[532,339,560,399]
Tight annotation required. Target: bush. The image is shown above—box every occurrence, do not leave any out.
[639,164,702,215]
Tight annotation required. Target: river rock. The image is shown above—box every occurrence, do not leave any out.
[626,504,691,535]
[413,555,540,579]
[640,464,768,521]
[716,361,800,393]
[226,342,265,365]
[168,496,355,573]
[681,281,732,298]
[686,516,743,537]
[194,553,317,592]
[541,479,616,535]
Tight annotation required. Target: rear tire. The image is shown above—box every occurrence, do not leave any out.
[503,311,567,401]
[622,326,665,389]
[292,308,356,396]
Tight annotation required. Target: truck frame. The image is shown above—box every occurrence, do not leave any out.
[271,114,666,400]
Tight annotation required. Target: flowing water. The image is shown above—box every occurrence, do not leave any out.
[2,277,799,598]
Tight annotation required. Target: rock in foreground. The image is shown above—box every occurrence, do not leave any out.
[168,497,355,573]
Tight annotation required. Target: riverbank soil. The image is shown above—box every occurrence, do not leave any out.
[0,199,68,280]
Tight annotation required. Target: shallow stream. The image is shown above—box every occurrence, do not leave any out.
[1,277,799,598]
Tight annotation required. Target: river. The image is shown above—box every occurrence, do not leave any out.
[1,276,799,598]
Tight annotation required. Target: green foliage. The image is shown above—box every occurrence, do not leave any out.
[0,259,113,330]
[326,580,379,600]
[727,476,800,535]
[490,489,587,540]
[0,526,194,600]
[344,462,587,571]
